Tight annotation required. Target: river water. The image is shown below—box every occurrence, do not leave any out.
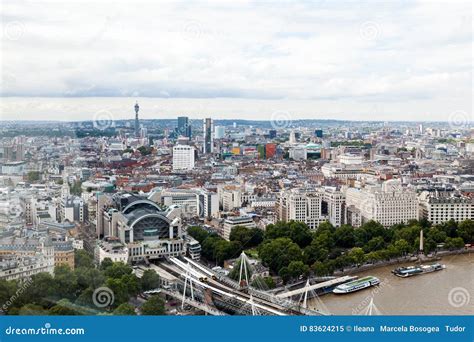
[308,252,474,315]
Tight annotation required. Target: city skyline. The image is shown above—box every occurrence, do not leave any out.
[1,1,472,122]
[0,97,472,123]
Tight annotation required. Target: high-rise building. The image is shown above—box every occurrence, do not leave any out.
[314,129,323,138]
[177,116,192,138]
[268,129,277,139]
[134,102,140,138]
[203,118,214,154]
[173,144,195,171]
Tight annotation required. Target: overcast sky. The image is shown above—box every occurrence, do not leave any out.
[0,0,472,122]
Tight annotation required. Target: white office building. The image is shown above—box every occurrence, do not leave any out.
[172,144,195,171]
[418,191,474,225]
[223,216,257,240]
[345,180,418,227]
[277,187,345,229]
[161,189,219,219]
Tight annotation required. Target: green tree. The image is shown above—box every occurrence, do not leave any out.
[113,303,136,315]
[426,227,447,243]
[444,237,465,250]
[348,247,366,265]
[187,226,209,243]
[363,236,385,253]
[104,262,133,279]
[288,221,312,248]
[141,295,165,315]
[393,226,421,246]
[27,171,41,182]
[75,250,94,269]
[0,279,18,310]
[105,278,130,306]
[74,287,95,308]
[438,219,459,238]
[19,272,55,308]
[278,266,291,283]
[54,265,78,300]
[312,261,332,276]
[258,238,304,273]
[333,225,355,248]
[263,277,275,289]
[137,146,152,156]
[457,220,474,243]
[317,221,336,235]
[100,258,114,270]
[229,226,263,248]
[393,239,411,256]
[250,276,275,289]
[75,267,105,291]
[287,260,309,279]
[121,274,141,297]
[365,251,382,263]
[140,270,160,291]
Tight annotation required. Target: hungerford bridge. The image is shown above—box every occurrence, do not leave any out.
[136,252,329,316]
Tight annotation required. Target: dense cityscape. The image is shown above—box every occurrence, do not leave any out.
[0,106,472,316]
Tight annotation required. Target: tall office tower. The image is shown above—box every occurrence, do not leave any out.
[314,129,323,138]
[203,118,214,154]
[134,102,140,138]
[177,116,192,138]
[172,144,195,171]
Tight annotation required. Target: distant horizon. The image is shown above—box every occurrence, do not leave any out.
[0,117,471,125]
[2,1,472,123]
[0,97,472,123]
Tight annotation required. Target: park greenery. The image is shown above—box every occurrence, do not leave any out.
[189,219,473,283]
[187,225,263,264]
[0,250,163,316]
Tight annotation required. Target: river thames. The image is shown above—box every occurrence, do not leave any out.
[309,252,474,315]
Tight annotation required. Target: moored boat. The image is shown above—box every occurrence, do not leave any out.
[391,263,445,278]
[332,276,380,294]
